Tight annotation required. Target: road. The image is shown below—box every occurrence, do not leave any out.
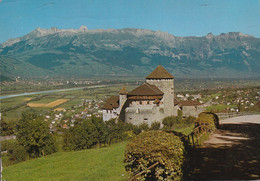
[188,115,260,180]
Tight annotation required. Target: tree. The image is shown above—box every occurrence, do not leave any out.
[63,118,99,151]
[16,111,57,158]
[1,119,15,136]
[90,116,108,147]
[105,119,129,145]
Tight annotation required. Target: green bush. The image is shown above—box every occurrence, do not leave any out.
[130,125,141,135]
[2,140,28,165]
[163,114,194,130]
[196,112,219,133]
[125,131,185,180]
[139,122,149,131]
[162,116,176,129]
[150,121,161,130]
[183,116,196,125]
[1,119,15,136]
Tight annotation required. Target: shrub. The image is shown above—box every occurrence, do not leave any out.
[125,131,185,180]
[2,140,28,165]
[183,116,196,125]
[139,122,149,131]
[7,142,28,163]
[132,125,142,135]
[195,112,219,133]
[162,116,175,129]
[1,119,15,136]
[150,121,161,130]
[162,116,183,129]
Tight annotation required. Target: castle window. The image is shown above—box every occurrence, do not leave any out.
[129,118,132,121]
[139,101,142,105]
[144,118,148,122]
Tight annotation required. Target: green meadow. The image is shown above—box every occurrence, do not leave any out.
[205,104,237,112]
[2,142,128,181]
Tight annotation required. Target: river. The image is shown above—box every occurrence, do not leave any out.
[0,85,108,100]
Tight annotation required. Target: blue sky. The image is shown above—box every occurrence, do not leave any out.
[0,0,259,43]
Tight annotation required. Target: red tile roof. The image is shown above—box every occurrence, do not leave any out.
[128,83,164,96]
[146,65,174,79]
[102,96,119,110]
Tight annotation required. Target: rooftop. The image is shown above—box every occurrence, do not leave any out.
[178,100,202,107]
[102,96,119,110]
[128,83,164,96]
[146,65,174,79]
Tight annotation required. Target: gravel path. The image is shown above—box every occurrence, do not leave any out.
[188,115,260,180]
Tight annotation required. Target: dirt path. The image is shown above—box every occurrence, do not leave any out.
[188,115,260,180]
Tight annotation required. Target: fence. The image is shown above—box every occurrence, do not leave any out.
[216,112,260,120]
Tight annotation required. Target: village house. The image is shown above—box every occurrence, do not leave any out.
[102,65,204,125]
[176,100,204,117]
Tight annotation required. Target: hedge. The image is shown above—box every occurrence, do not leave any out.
[124,131,185,180]
[196,112,219,133]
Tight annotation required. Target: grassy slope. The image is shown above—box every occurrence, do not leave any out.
[205,104,237,112]
[2,142,128,181]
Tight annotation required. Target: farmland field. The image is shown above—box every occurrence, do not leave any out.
[27,99,69,108]
[1,84,137,123]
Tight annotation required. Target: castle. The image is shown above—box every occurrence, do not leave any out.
[102,65,203,125]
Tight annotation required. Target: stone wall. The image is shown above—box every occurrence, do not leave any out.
[146,79,175,117]
[102,108,119,121]
[182,105,205,117]
[123,100,165,126]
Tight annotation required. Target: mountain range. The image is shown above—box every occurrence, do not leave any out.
[1,26,260,80]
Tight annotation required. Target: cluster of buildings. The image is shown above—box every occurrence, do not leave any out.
[46,99,104,130]
[102,65,204,126]
[209,89,260,112]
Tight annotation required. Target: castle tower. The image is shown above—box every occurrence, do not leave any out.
[119,87,127,111]
[145,65,175,116]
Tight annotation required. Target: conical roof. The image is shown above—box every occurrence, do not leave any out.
[119,87,127,94]
[146,65,174,79]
